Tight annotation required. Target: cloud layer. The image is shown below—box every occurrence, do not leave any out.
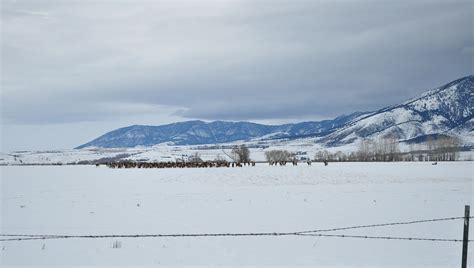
[1,0,472,150]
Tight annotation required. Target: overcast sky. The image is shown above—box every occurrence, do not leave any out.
[1,0,472,151]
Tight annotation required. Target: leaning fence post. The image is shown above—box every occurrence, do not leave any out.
[462,205,470,268]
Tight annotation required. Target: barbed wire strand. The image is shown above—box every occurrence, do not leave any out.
[2,215,470,239]
[1,216,471,242]
[297,233,474,242]
[0,232,472,243]
[298,216,471,234]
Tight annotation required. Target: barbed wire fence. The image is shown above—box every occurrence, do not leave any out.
[1,206,472,267]
[1,215,472,243]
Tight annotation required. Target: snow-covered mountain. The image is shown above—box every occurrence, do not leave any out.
[321,75,473,146]
[76,112,366,149]
[77,75,473,149]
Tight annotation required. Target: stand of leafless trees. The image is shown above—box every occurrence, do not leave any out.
[423,135,461,161]
[314,135,462,162]
[356,136,401,161]
[265,150,295,162]
[314,150,349,162]
[231,144,251,162]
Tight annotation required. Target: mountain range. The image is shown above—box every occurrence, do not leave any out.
[76,75,473,149]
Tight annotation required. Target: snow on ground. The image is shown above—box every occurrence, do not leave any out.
[0,148,140,165]
[1,137,473,165]
[0,141,325,165]
[1,162,472,267]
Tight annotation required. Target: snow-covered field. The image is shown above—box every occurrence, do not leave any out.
[0,142,323,165]
[1,162,473,267]
[1,144,472,165]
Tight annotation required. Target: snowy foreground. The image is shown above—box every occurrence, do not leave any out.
[1,162,473,267]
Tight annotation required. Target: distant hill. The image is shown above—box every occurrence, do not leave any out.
[76,75,473,149]
[76,112,366,149]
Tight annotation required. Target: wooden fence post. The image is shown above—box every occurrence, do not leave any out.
[462,205,470,268]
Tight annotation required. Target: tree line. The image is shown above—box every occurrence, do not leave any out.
[222,135,463,164]
[314,135,462,162]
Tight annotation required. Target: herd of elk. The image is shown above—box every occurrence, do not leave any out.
[99,160,323,169]
[269,160,312,166]
[100,160,256,169]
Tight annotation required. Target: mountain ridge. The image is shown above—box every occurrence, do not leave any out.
[320,75,473,146]
[76,75,473,149]
[76,112,368,149]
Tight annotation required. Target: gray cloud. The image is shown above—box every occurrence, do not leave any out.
[1,0,472,150]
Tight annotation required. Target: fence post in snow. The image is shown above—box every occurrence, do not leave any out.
[462,205,470,268]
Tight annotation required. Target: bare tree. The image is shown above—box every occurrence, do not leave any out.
[385,135,400,161]
[435,136,461,161]
[314,150,333,161]
[265,150,294,162]
[189,152,203,162]
[334,151,345,162]
[356,136,400,162]
[232,144,251,162]
[348,152,358,161]
[426,135,435,161]
[357,139,372,161]
[408,143,415,161]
